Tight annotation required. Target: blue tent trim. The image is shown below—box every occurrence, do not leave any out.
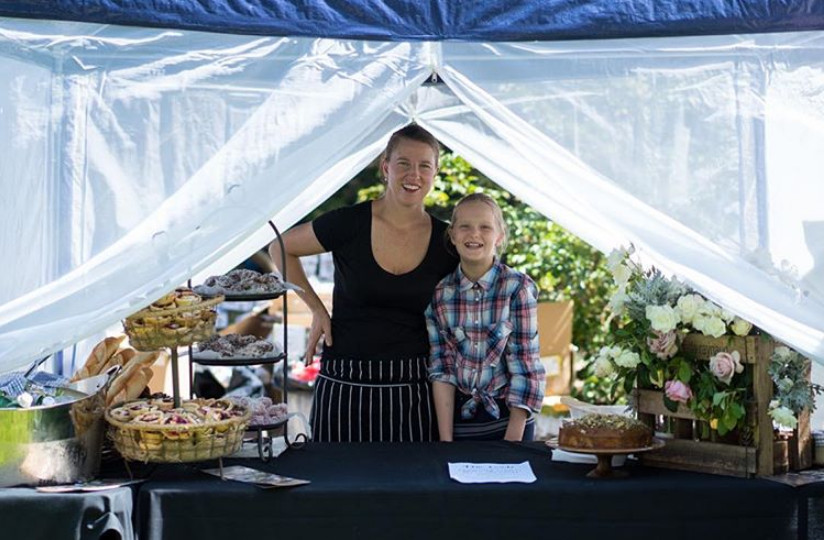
[0,0,822,40]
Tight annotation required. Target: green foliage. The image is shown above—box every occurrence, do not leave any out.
[769,347,823,415]
[625,268,687,323]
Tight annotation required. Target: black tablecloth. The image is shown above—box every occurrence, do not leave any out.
[135,442,808,540]
[0,484,135,540]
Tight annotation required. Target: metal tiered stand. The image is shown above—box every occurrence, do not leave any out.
[187,220,306,461]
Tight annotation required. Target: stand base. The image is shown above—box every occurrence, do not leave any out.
[588,454,628,478]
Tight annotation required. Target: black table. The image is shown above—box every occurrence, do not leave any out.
[134,442,811,540]
[0,484,135,540]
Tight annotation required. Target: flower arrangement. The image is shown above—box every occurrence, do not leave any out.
[590,245,821,438]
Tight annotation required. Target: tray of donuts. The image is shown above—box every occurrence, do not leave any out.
[123,288,224,351]
[105,397,251,463]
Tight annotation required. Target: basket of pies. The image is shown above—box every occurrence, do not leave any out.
[105,396,251,463]
[123,288,224,351]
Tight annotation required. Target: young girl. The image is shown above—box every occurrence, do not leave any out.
[425,193,546,441]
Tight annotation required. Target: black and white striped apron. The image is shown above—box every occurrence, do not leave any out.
[310,356,436,442]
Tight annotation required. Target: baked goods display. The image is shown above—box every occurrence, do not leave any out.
[228,396,289,427]
[123,288,222,351]
[558,413,653,450]
[193,268,299,299]
[112,222,299,461]
[105,396,251,462]
[70,336,126,382]
[193,334,279,361]
[69,335,164,406]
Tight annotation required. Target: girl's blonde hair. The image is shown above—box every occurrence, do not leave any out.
[448,192,509,256]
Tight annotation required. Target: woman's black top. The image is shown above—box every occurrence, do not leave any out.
[312,201,458,359]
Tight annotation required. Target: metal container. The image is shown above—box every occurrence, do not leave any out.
[0,368,117,487]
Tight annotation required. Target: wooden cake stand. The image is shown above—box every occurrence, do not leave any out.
[557,439,665,479]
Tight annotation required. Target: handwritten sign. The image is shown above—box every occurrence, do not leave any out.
[448,461,537,484]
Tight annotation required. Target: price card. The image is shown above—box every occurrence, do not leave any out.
[448,461,537,484]
[202,465,309,489]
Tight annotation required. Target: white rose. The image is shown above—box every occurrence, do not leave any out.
[700,316,727,338]
[699,299,721,318]
[645,304,680,333]
[718,308,735,323]
[729,317,753,336]
[676,294,703,324]
[614,350,641,369]
[606,248,627,271]
[611,263,633,286]
[769,406,798,430]
[593,356,615,377]
[608,289,629,315]
[609,346,623,358]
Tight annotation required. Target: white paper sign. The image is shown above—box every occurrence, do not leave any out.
[448,461,537,484]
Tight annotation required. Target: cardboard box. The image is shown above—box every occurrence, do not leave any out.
[274,323,311,361]
[275,290,333,319]
[537,300,574,395]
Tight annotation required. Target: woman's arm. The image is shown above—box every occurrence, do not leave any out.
[269,222,331,363]
[432,381,456,442]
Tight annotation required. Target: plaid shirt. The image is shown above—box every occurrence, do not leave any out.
[425,261,545,418]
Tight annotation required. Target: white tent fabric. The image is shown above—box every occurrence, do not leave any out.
[0,19,822,376]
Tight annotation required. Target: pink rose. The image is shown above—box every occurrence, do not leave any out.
[646,330,679,359]
[709,351,743,385]
[664,380,693,403]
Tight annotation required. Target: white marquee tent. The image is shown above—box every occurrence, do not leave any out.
[0,2,822,417]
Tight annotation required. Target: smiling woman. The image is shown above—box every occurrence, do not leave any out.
[268,124,459,442]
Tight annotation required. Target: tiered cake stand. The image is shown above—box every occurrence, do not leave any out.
[556,439,666,478]
[188,220,306,460]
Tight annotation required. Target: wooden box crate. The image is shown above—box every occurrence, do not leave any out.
[636,334,812,477]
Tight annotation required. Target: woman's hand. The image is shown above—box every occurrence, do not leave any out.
[305,306,332,364]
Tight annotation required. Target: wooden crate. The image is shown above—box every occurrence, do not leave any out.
[636,334,812,477]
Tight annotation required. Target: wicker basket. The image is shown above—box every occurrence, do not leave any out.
[105,401,250,463]
[123,295,223,351]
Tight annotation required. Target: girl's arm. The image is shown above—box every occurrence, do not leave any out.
[504,277,546,438]
[432,381,456,442]
[504,407,528,441]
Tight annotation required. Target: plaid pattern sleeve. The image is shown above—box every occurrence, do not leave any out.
[504,275,546,414]
[425,292,458,386]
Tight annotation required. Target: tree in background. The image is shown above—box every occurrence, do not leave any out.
[310,151,617,402]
